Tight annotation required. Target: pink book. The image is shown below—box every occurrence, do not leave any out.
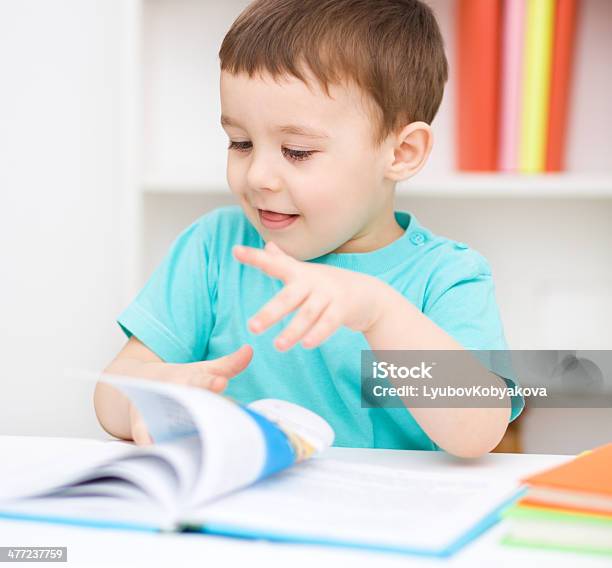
[499,0,525,171]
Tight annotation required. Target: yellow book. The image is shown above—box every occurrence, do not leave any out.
[519,0,556,173]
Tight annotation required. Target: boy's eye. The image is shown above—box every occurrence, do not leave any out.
[228,141,252,152]
[227,141,315,162]
[282,147,315,162]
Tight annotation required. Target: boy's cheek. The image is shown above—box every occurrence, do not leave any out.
[226,164,244,195]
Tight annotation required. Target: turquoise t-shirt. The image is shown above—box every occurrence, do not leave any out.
[117,206,524,449]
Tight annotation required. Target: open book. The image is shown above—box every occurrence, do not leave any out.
[0,374,334,531]
[0,373,524,557]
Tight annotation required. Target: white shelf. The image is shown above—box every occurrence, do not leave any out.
[399,173,612,197]
[142,173,612,198]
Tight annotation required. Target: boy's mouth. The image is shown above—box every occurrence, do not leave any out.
[258,208,299,230]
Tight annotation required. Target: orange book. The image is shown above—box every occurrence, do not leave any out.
[456,0,502,171]
[520,443,612,513]
[518,497,612,518]
[546,0,579,171]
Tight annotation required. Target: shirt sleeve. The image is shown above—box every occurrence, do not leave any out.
[116,217,217,363]
[423,249,524,423]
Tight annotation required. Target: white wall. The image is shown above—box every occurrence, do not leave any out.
[0,1,135,438]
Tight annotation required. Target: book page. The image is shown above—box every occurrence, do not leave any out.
[0,441,134,500]
[102,375,266,505]
[102,377,200,443]
[3,376,336,527]
[184,457,519,553]
[103,375,333,506]
[0,494,172,531]
[91,454,180,514]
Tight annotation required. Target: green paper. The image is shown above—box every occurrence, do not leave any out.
[502,504,612,527]
[500,534,612,557]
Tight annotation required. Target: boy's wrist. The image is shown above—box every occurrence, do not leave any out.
[364,280,416,335]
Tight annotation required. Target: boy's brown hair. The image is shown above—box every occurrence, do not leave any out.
[219,0,448,147]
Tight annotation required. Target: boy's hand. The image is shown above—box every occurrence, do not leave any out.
[125,344,253,445]
[233,242,390,351]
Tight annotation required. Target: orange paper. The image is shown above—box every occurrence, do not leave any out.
[522,443,612,497]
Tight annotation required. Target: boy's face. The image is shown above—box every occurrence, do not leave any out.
[220,69,396,261]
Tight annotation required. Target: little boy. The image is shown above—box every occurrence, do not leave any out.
[95,0,523,457]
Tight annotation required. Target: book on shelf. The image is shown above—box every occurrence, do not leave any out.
[499,0,525,172]
[456,0,502,171]
[546,0,579,172]
[519,0,556,173]
[458,0,580,174]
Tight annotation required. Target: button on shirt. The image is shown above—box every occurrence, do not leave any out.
[117,206,524,449]
[409,231,426,246]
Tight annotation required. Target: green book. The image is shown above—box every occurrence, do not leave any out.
[500,504,612,556]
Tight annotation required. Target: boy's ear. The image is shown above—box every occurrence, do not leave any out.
[384,121,433,182]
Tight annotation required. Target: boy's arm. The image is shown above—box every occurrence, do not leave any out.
[362,286,511,458]
[94,337,163,441]
[94,337,253,443]
[233,242,512,458]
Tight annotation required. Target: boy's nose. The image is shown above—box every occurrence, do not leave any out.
[246,154,283,193]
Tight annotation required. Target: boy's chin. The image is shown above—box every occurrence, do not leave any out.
[260,235,330,262]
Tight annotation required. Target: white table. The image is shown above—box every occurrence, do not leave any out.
[0,436,609,567]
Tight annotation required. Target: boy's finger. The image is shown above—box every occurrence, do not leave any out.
[300,307,342,349]
[203,344,253,377]
[233,245,292,281]
[208,376,228,392]
[273,294,330,351]
[187,373,227,392]
[129,406,153,445]
[248,284,309,334]
[265,241,286,256]
[132,422,153,445]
